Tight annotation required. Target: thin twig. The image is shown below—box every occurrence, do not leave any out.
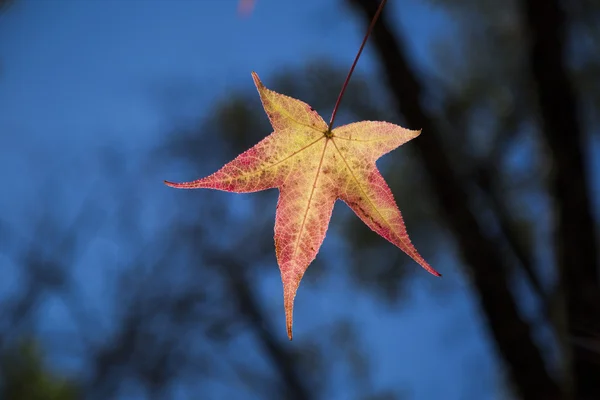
[328,0,388,131]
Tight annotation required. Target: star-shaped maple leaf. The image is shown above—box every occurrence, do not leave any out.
[165,72,440,339]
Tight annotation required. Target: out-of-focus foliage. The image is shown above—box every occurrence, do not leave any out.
[0,340,78,400]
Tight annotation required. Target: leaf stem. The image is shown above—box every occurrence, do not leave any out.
[328,0,388,131]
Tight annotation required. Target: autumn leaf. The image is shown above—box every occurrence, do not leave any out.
[165,72,440,340]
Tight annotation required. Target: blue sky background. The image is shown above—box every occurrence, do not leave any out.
[0,1,505,399]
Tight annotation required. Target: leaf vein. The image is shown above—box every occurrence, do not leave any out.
[331,139,420,261]
[292,139,329,259]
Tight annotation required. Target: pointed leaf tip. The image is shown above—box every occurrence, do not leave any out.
[165,180,189,189]
[418,259,441,277]
[251,71,263,88]
[283,276,301,342]
[285,288,295,341]
[164,180,200,189]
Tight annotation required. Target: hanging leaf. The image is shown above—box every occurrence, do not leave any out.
[165,72,440,339]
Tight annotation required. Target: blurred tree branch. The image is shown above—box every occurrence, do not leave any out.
[221,257,313,400]
[347,0,563,399]
[522,0,600,397]
[474,162,543,300]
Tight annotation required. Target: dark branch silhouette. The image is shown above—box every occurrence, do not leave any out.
[522,0,600,397]
[348,1,564,399]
